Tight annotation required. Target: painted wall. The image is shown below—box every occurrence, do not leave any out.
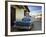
[5,0,42,2]
[16,8,24,21]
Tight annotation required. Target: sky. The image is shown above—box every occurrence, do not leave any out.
[28,5,42,16]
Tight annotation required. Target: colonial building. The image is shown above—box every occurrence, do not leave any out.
[11,5,30,25]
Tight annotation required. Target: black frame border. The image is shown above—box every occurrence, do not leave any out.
[5,1,45,36]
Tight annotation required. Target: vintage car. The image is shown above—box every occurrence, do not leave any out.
[13,17,33,31]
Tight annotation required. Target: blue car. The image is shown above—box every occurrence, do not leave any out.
[13,17,33,30]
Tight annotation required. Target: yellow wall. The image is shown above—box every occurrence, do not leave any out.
[16,8,24,21]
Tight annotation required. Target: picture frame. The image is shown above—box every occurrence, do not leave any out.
[5,1,45,36]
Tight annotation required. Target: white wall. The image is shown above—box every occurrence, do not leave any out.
[5,0,43,2]
[16,8,24,21]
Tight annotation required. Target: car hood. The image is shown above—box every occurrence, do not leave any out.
[14,21,32,26]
